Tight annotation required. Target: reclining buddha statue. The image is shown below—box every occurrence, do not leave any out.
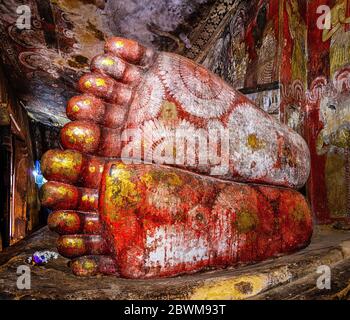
[40,37,312,279]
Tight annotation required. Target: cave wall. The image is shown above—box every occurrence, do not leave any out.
[305,0,350,223]
[0,0,217,127]
[198,0,301,124]
[0,63,41,250]
[0,0,109,127]
[201,0,281,90]
[198,0,350,224]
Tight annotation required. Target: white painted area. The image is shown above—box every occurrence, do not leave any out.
[158,53,235,119]
[143,191,245,269]
[128,71,165,124]
[145,225,209,268]
[228,103,278,180]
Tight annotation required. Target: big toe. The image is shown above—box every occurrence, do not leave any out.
[105,37,155,66]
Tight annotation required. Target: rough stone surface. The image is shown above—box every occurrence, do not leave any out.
[255,258,350,300]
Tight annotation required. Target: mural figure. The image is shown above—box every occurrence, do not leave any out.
[256,21,277,85]
[285,104,304,135]
[202,34,228,84]
[286,0,307,85]
[40,37,312,279]
[316,74,350,218]
[203,5,248,89]
[228,13,248,88]
[281,79,307,135]
[322,0,350,77]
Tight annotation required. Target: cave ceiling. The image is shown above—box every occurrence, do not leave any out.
[0,0,238,127]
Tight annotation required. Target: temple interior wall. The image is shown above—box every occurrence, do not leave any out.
[200,0,350,224]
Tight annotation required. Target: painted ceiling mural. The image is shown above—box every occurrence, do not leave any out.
[0,0,218,127]
[0,0,110,126]
[197,0,309,131]
[198,0,283,123]
[200,0,281,90]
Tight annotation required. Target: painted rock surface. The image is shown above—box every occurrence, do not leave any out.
[41,37,312,278]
